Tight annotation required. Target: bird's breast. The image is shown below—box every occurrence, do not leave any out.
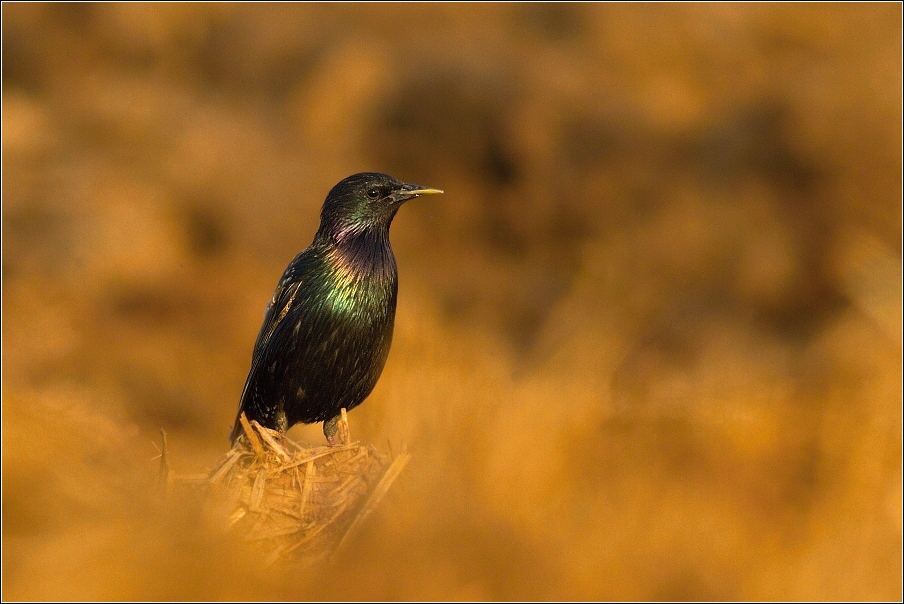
[317,245,397,322]
[321,273,396,323]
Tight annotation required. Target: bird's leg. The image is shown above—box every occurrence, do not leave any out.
[323,409,350,446]
[323,416,339,445]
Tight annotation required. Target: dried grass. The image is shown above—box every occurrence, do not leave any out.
[164,412,410,567]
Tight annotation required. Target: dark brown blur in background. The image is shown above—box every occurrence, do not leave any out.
[3,3,901,600]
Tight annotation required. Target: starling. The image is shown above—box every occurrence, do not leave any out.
[230,173,442,445]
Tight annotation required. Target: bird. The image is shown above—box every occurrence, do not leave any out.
[229,172,442,445]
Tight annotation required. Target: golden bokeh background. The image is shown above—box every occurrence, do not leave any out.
[3,3,901,600]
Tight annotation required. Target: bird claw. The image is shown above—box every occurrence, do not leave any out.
[323,409,351,446]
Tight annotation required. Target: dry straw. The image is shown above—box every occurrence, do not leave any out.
[164,411,410,566]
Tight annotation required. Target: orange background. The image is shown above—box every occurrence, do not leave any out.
[3,4,901,600]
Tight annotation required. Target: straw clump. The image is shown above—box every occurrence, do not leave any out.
[171,411,410,566]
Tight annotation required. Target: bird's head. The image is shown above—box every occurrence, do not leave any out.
[318,173,443,242]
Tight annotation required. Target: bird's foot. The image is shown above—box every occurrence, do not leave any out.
[323,409,351,446]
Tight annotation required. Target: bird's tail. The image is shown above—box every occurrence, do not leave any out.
[228,410,245,444]
[230,366,257,444]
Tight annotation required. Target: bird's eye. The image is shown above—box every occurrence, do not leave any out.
[366,187,380,199]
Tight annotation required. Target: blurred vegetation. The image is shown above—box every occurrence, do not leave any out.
[2,3,901,600]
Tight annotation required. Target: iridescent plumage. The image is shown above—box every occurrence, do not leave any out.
[230,173,442,444]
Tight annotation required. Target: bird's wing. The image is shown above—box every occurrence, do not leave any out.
[233,251,317,437]
[251,275,302,360]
